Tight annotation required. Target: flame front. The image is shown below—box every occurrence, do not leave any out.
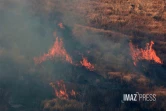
[80,57,94,71]
[50,80,78,100]
[34,37,72,64]
[50,80,69,99]
[129,41,162,65]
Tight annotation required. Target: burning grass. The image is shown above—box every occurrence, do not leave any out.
[129,41,162,65]
[34,37,73,64]
[80,57,94,71]
[1,0,166,111]
[49,80,78,100]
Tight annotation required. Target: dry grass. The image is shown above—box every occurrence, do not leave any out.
[42,99,83,111]
[108,72,150,84]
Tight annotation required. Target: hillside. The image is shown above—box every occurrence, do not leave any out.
[0,0,166,111]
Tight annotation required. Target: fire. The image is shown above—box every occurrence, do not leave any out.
[34,37,72,64]
[50,80,68,99]
[58,23,64,29]
[50,80,77,100]
[70,89,76,97]
[129,41,162,65]
[80,57,94,71]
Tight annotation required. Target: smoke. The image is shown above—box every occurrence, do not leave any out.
[0,0,60,69]
[40,0,132,72]
[0,0,66,107]
[0,1,131,108]
[0,0,166,110]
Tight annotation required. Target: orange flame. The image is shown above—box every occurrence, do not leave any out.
[34,37,72,64]
[70,89,76,97]
[50,80,77,100]
[129,41,162,65]
[58,23,64,29]
[50,80,69,99]
[80,57,94,71]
